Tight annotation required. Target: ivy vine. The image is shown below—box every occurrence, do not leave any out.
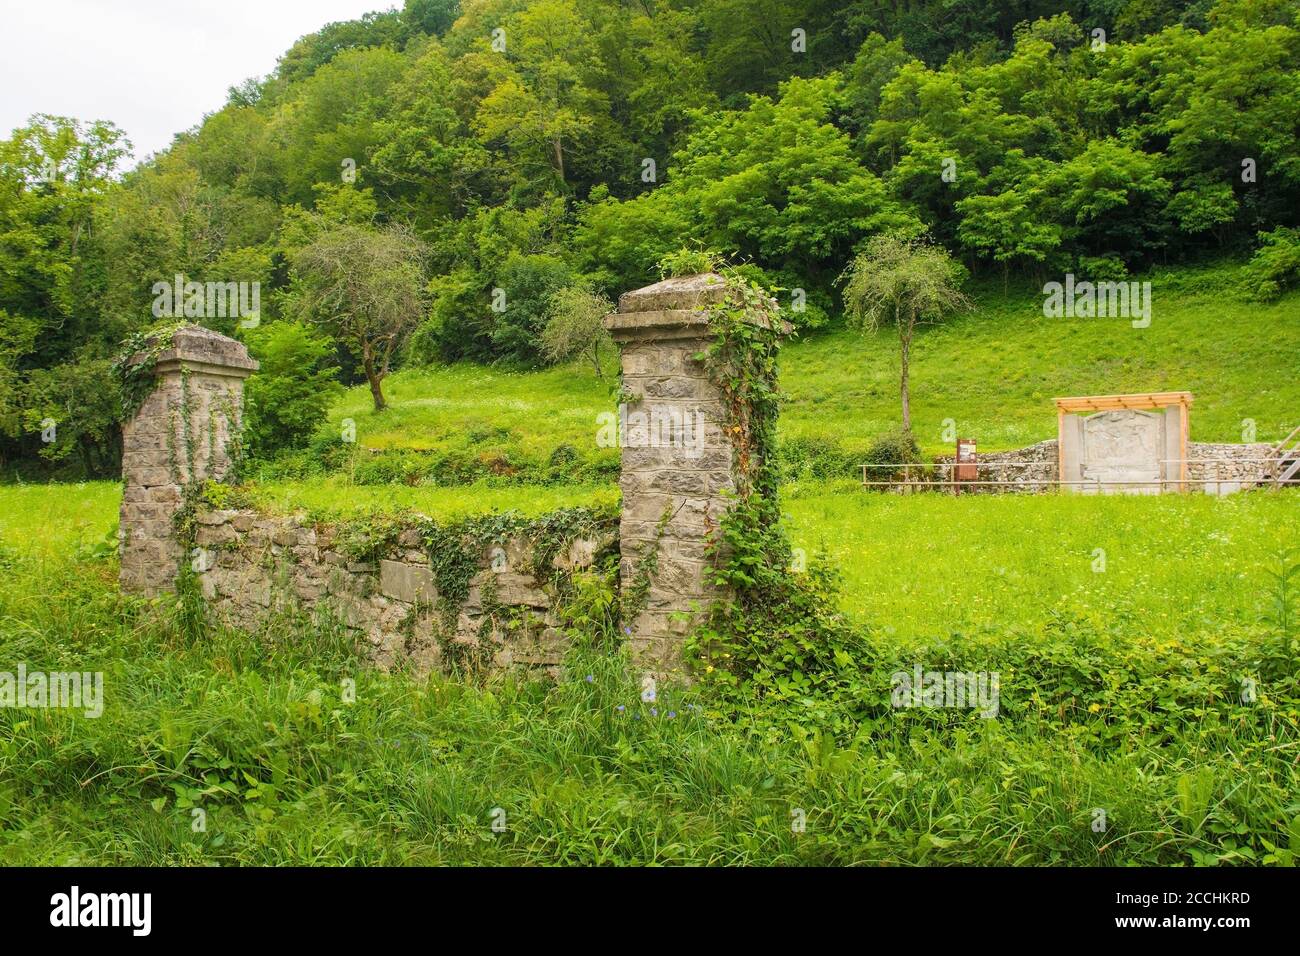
[697,271,786,502]
[111,322,186,418]
[333,505,618,632]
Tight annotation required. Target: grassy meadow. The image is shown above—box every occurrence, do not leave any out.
[785,481,1300,642]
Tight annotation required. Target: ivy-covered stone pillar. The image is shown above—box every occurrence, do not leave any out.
[605,273,782,679]
[118,325,258,596]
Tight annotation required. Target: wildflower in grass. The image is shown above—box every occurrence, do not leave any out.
[616,704,625,712]
[585,675,593,682]
[667,711,676,719]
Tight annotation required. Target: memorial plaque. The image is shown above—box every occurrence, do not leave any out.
[1055,392,1191,495]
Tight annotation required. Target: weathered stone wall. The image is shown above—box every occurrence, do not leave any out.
[194,507,616,676]
[1187,443,1278,495]
[119,326,257,595]
[932,438,1276,494]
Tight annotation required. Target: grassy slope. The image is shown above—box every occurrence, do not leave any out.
[786,277,1300,455]
[328,361,618,473]
[322,277,1300,462]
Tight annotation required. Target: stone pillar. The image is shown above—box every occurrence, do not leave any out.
[119,325,258,595]
[605,273,779,679]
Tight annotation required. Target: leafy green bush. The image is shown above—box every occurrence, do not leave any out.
[1076,255,1130,282]
[862,428,923,484]
[1242,227,1300,300]
[539,284,614,378]
[21,354,121,477]
[488,254,575,365]
[778,436,861,481]
[243,321,343,460]
[657,247,725,278]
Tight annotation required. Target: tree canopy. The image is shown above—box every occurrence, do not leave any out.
[1,0,1297,474]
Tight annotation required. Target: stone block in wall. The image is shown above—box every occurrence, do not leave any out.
[465,570,550,610]
[552,536,606,571]
[379,559,436,604]
[195,524,236,547]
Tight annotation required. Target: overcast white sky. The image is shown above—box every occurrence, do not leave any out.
[0,0,392,167]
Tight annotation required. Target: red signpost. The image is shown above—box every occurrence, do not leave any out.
[955,438,977,493]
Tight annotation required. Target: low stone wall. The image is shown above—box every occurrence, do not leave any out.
[933,439,1059,492]
[1187,443,1278,495]
[929,439,1275,494]
[193,506,617,676]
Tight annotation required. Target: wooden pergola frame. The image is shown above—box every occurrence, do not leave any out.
[1054,391,1193,491]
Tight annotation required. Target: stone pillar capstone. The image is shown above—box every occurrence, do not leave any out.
[119,325,258,595]
[604,273,781,680]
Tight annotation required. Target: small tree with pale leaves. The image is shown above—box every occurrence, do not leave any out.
[541,284,614,379]
[838,233,970,433]
[289,221,427,412]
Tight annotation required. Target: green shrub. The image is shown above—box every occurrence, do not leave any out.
[657,246,725,278]
[244,321,343,459]
[489,254,575,365]
[1242,227,1300,300]
[862,428,923,484]
[778,436,860,481]
[1076,254,1130,282]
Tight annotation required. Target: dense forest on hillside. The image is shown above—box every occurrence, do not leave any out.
[2,0,1298,477]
